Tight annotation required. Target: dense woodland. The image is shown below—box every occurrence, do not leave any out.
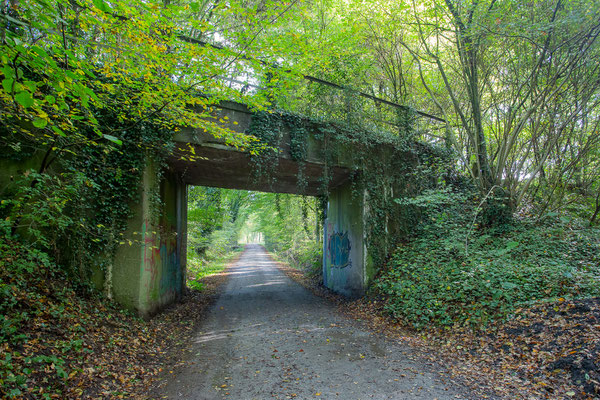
[1,0,600,398]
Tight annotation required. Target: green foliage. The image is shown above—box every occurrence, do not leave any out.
[187,187,226,256]
[188,279,205,292]
[0,0,295,287]
[376,187,600,329]
[0,106,171,283]
[244,192,322,276]
[187,222,244,288]
[2,0,597,359]
[186,188,248,287]
[247,111,283,186]
[479,190,513,229]
[206,221,243,256]
[286,240,323,278]
[259,0,600,221]
[0,172,87,250]
[0,0,278,152]
[0,237,75,396]
[0,235,206,398]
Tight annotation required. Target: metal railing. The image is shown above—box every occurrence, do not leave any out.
[179,35,445,137]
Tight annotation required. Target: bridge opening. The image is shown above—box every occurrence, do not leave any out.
[186,186,323,290]
[112,102,379,315]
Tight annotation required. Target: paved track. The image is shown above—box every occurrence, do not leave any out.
[155,244,469,400]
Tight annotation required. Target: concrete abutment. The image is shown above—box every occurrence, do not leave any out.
[111,162,187,316]
[323,182,371,297]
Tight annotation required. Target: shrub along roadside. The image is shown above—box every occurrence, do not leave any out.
[375,188,600,329]
[187,240,243,292]
[268,240,322,281]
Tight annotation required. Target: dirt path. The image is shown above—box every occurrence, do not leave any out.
[153,245,471,400]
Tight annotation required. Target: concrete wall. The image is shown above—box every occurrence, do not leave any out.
[171,102,353,197]
[112,162,187,316]
[322,182,367,298]
[0,153,188,316]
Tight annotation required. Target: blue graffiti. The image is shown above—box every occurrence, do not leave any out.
[159,243,182,299]
[328,231,351,269]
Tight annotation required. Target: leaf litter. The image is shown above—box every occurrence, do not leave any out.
[1,241,236,399]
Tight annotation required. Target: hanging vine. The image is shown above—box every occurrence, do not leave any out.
[284,113,309,192]
[247,111,282,188]
[244,104,454,272]
[0,100,173,287]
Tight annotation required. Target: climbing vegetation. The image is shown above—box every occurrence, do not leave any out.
[245,106,454,270]
[0,110,170,287]
[376,186,600,329]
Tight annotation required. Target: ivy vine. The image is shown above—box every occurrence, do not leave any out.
[0,104,172,287]
[245,106,454,273]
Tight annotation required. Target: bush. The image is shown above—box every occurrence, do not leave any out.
[377,187,600,329]
[280,240,322,279]
[186,221,242,286]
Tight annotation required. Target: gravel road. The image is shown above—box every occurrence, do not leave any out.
[155,244,470,400]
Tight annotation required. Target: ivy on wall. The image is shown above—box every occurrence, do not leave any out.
[0,105,172,289]
[245,105,454,271]
[0,94,449,288]
[62,111,172,283]
[247,111,282,189]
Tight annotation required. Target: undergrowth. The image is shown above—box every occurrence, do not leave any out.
[186,248,242,291]
[186,224,243,291]
[269,240,322,281]
[0,237,133,398]
[375,187,600,329]
[0,236,202,399]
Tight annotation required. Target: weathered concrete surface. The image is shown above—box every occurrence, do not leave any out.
[323,183,368,297]
[169,101,353,196]
[153,245,470,400]
[112,163,187,316]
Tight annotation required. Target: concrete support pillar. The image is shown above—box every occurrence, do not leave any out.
[322,182,368,297]
[111,162,187,316]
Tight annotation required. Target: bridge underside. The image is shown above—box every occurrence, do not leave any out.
[169,144,352,196]
[111,103,374,316]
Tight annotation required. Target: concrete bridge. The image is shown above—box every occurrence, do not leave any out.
[113,102,396,315]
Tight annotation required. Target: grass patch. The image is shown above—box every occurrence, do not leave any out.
[186,246,243,291]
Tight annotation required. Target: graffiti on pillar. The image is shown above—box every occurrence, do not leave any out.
[328,231,351,269]
[142,219,182,304]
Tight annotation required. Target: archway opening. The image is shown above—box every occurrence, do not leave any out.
[185,186,323,290]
